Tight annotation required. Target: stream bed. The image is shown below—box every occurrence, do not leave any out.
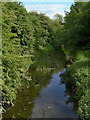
[3,52,78,119]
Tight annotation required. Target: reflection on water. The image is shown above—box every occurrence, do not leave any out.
[60,73,79,117]
[3,52,78,119]
[30,69,75,118]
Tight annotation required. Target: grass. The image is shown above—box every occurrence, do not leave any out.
[64,50,89,120]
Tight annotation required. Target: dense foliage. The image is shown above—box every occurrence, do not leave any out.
[62,51,89,119]
[2,2,58,103]
[60,2,89,120]
[2,2,33,103]
[64,2,89,52]
[1,1,89,119]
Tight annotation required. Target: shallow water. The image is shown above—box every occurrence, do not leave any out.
[31,69,75,118]
[3,52,77,119]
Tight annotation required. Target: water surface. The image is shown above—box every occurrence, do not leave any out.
[3,52,77,119]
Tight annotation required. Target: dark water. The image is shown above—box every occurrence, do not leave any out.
[3,52,77,119]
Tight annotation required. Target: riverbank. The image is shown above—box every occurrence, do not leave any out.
[61,50,89,120]
[2,1,58,107]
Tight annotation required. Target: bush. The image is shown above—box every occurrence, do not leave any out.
[65,51,89,119]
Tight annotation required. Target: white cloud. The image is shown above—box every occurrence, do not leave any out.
[24,4,70,19]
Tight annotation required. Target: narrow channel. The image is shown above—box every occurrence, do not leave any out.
[31,69,75,118]
[3,52,77,119]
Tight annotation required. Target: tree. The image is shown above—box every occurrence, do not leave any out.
[64,2,89,51]
[54,14,63,23]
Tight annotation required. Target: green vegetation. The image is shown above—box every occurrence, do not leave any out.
[1,1,89,119]
[2,2,59,103]
[62,51,89,119]
[60,2,89,120]
[2,2,33,103]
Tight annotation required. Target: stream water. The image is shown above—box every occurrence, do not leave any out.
[3,52,78,119]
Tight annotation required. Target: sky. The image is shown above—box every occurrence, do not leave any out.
[13,0,74,19]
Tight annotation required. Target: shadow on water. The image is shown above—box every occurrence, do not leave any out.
[3,70,53,118]
[60,73,79,118]
[3,51,78,119]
